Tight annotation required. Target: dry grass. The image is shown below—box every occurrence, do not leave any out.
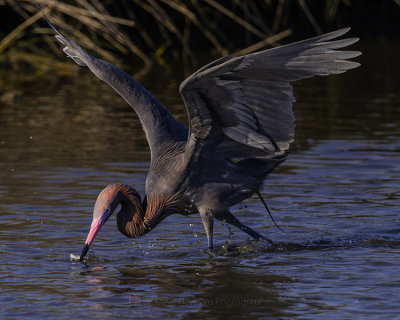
[0,0,297,71]
[3,0,391,73]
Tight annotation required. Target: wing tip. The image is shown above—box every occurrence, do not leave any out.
[43,13,59,35]
[44,15,90,67]
[344,60,361,70]
[351,50,362,58]
[319,27,351,41]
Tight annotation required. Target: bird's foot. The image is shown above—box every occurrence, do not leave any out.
[204,246,216,258]
[255,236,274,249]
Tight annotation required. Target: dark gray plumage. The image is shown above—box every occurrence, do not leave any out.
[46,18,360,258]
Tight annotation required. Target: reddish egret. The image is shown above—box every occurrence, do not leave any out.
[46,19,360,260]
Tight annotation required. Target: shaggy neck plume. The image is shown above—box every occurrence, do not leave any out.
[114,184,181,238]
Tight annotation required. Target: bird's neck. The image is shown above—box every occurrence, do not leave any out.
[116,191,181,238]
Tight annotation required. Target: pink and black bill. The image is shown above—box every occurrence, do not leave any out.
[79,206,113,261]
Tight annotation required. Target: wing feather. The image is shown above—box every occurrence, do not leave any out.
[47,17,187,161]
[179,28,360,203]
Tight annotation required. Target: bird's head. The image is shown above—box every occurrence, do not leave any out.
[79,184,142,261]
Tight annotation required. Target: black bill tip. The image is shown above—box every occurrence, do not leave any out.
[80,244,90,262]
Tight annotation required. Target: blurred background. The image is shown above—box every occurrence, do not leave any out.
[0,0,399,75]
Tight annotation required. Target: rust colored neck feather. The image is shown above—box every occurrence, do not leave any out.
[115,185,181,238]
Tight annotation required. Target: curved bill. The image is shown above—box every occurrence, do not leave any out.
[79,209,112,261]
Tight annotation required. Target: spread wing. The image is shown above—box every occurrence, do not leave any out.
[180,28,360,204]
[46,17,187,159]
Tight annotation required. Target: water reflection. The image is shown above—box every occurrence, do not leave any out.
[92,258,296,319]
[0,39,399,319]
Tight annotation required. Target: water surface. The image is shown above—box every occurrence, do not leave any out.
[0,40,399,319]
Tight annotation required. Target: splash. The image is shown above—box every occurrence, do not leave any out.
[211,232,400,257]
[69,253,81,262]
[69,252,104,264]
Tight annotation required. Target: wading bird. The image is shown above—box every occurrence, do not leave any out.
[46,18,360,261]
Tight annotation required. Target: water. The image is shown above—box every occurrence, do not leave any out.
[0,40,399,319]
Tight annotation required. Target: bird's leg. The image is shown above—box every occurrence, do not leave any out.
[216,211,272,244]
[199,209,214,250]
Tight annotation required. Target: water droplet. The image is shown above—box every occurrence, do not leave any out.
[69,253,80,262]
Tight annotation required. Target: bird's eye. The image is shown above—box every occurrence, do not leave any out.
[106,208,110,213]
